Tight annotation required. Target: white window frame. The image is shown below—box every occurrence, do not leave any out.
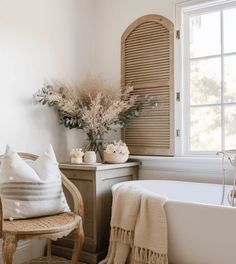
[175,0,236,156]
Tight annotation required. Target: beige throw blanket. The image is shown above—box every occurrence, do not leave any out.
[99,185,168,264]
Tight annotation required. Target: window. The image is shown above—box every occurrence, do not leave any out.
[179,0,236,155]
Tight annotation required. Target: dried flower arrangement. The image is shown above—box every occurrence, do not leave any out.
[34,77,141,153]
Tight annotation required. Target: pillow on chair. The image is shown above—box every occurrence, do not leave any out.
[0,144,70,220]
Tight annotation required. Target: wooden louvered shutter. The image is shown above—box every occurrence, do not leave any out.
[121,14,174,156]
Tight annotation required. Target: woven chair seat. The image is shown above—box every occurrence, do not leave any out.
[3,212,81,235]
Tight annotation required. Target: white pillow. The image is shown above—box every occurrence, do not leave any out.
[0,145,70,220]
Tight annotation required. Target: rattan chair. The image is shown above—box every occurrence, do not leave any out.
[0,152,84,264]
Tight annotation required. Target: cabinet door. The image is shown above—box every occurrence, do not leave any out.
[62,169,96,252]
[96,167,138,251]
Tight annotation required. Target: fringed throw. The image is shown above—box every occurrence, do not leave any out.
[99,184,168,264]
[110,227,134,245]
[132,246,168,264]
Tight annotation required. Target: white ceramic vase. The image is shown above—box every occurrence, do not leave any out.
[103,152,129,164]
[84,151,96,164]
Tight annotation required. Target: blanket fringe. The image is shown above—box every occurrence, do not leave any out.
[110,226,134,245]
[133,246,168,264]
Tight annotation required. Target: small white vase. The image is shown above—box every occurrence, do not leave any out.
[71,157,83,164]
[84,151,96,164]
[104,152,129,164]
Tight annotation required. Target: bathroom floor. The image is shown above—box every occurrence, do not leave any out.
[24,256,86,264]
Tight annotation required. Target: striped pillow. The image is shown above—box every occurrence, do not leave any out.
[0,145,70,220]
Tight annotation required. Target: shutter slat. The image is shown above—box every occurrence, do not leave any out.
[126,54,169,61]
[126,71,169,78]
[130,28,168,37]
[126,60,169,67]
[126,67,169,75]
[125,54,169,62]
[126,133,170,137]
[126,62,169,69]
[127,120,170,126]
[126,37,170,47]
[127,141,170,146]
[132,86,169,91]
[127,42,170,49]
[129,31,169,40]
[126,75,169,83]
[131,22,166,31]
[126,67,169,77]
[134,22,164,27]
[126,48,170,56]
[126,54,169,60]
[126,37,169,46]
[132,26,169,32]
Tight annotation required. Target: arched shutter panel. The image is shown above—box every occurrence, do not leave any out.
[121,14,174,156]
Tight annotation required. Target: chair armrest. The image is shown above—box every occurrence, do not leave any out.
[61,173,84,219]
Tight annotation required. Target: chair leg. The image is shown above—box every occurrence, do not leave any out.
[2,234,18,264]
[47,239,52,263]
[71,222,84,264]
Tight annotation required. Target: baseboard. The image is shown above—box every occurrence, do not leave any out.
[52,244,106,264]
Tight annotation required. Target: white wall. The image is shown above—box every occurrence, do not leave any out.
[0,0,95,161]
[133,155,234,185]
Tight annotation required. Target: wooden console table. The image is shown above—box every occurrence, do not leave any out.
[52,161,140,264]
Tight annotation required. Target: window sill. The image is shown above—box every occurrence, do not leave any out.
[130,155,233,171]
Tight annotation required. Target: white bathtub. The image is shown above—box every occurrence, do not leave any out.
[113,180,236,264]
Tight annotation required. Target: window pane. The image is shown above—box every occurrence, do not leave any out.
[224,8,236,53]
[190,106,221,151]
[224,55,236,103]
[225,105,236,149]
[190,12,221,58]
[190,58,221,105]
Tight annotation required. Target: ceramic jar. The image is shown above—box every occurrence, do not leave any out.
[70,157,83,164]
[84,151,96,164]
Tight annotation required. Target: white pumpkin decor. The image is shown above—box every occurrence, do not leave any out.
[70,148,84,164]
[104,140,129,164]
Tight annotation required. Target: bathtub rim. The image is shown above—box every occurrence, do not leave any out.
[112,179,235,208]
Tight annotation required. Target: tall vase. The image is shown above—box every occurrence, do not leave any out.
[85,133,103,161]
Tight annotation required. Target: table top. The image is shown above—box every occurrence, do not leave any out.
[59,160,140,171]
